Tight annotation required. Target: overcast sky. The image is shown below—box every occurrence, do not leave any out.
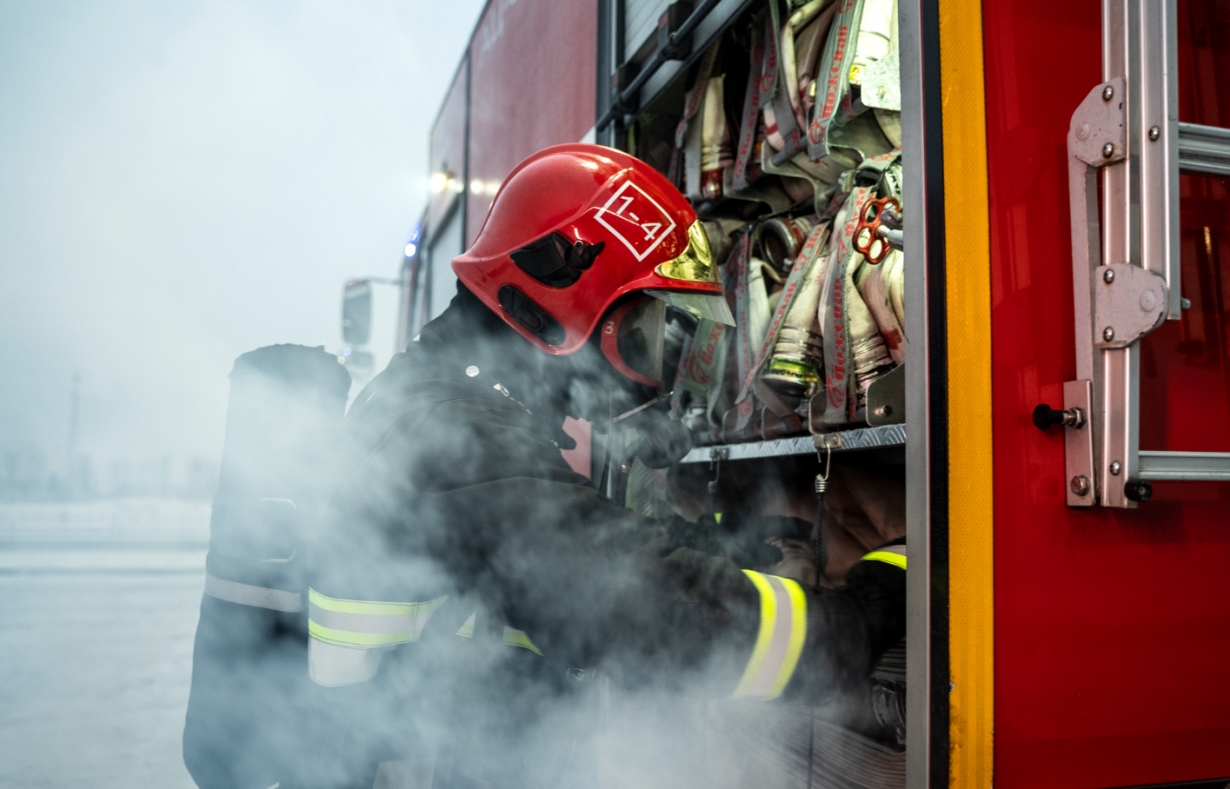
[0,0,485,475]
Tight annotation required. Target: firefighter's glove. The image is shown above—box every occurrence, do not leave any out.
[716,513,811,569]
[619,408,694,469]
[672,512,811,569]
[788,555,906,705]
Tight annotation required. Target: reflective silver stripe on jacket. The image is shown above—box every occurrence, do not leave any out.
[731,570,808,700]
[307,589,446,649]
[308,639,392,687]
[204,573,302,613]
[307,588,447,687]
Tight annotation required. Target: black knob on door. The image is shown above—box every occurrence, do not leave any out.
[1033,404,1064,430]
[1124,479,1153,503]
[1033,403,1087,431]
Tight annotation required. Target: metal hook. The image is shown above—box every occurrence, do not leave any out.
[815,444,832,493]
[812,444,833,584]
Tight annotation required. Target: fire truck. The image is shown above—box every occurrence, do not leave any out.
[377,0,1230,786]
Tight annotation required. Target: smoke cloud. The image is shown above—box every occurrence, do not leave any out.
[0,0,484,489]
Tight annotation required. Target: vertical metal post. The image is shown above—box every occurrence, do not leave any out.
[902,0,945,785]
[596,0,614,147]
[1087,0,1178,507]
[1097,0,1138,507]
[461,53,472,248]
[1131,0,1180,320]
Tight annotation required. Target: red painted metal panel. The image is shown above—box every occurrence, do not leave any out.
[428,61,467,234]
[465,0,597,247]
[983,1,1230,786]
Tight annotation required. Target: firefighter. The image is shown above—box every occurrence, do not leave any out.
[307,144,906,787]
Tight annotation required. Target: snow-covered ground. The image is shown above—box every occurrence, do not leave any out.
[0,498,211,545]
[0,499,209,788]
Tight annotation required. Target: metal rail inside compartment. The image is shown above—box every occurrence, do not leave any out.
[679,424,907,463]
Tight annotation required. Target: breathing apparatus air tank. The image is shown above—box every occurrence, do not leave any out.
[183,344,351,789]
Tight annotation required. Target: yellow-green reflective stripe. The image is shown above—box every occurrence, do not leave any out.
[776,576,807,698]
[734,570,777,697]
[502,627,543,656]
[732,570,807,700]
[308,587,443,617]
[456,612,476,638]
[862,549,907,570]
[309,620,421,648]
[307,589,447,649]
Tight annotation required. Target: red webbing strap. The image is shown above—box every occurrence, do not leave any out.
[821,186,873,425]
[674,235,742,435]
[731,17,768,191]
[807,0,866,162]
[668,42,721,186]
[764,0,805,160]
[730,232,763,432]
[668,330,693,418]
[732,221,831,418]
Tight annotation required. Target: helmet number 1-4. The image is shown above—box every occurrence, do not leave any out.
[595,181,677,261]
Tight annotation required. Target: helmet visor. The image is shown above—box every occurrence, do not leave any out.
[655,220,718,284]
[600,296,667,388]
[649,220,735,326]
[646,289,735,326]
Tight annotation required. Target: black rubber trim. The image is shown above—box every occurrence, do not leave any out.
[497,285,566,346]
[919,0,949,785]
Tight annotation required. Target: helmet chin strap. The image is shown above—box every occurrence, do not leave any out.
[612,391,672,423]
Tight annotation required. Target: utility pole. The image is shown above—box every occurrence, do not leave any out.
[67,371,80,496]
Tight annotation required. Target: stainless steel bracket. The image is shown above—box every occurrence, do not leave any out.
[1093,263,1166,349]
[1064,380,1096,506]
[1068,76,1128,379]
[1064,1,1230,507]
[1066,76,1132,508]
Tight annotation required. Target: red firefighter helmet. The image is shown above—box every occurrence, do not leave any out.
[452,143,734,387]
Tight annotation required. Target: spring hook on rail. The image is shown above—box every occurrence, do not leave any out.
[813,444,832,584]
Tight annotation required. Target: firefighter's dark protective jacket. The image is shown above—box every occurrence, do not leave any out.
[307,286,905,775]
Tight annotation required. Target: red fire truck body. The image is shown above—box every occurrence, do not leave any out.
[400,1,1230,787]
[985,3,1229,786]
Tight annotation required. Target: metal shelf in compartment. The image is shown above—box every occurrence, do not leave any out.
[677,424,907,464]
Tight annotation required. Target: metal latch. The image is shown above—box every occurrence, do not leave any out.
[1093,263,1166,349]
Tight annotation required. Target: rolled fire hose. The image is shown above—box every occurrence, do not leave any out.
[855,248,905,365]
[887,249,905,331]
[818,189,895,422]
[847,251,896,410]
[760,225,830,406]
[848,0,897,88]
